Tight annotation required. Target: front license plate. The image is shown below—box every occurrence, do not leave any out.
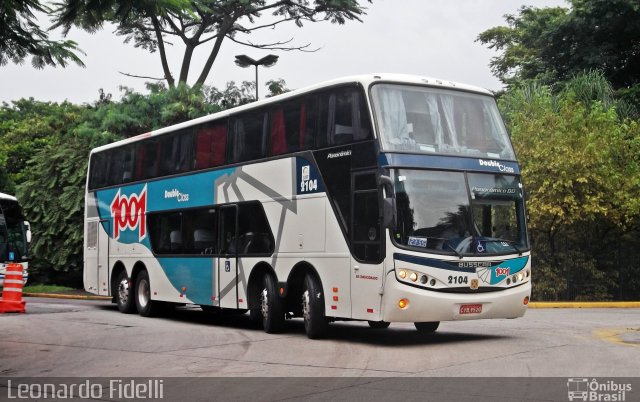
[459,304,482,314]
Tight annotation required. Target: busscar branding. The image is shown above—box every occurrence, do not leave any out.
[327,150,352,159]
[478,158,515,173]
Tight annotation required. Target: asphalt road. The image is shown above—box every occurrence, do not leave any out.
[1,297,639,378]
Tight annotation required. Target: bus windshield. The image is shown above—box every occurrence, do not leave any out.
[0,199,28,261]
[371,84,515,160]
[392,170,528,255]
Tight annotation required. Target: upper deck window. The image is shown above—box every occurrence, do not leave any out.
[371,84,515,160]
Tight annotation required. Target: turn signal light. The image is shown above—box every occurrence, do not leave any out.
[523,296,530,305]
[398,298,409,309]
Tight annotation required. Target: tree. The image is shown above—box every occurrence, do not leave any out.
[478,0,640,90]
[499,72,640,300]
[0,0,84,68]
[53,0,371,88]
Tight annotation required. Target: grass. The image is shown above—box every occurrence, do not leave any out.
[22,284,75,293]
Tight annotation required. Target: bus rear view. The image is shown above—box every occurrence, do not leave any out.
[0,193,31,286]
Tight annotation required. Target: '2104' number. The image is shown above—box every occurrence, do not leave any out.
[448,275,468,285]
[301,179,318,192]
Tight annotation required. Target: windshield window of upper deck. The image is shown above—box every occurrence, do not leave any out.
[371,84,515,160]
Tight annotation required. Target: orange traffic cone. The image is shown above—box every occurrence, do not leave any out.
[0,263,26,313]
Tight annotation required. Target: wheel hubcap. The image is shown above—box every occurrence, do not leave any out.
[138,278,150,309]
[301,289,310,321]
[118,278,130,304]
[260,288,269,320]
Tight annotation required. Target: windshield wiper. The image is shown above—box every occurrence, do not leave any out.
[444,242,463,259]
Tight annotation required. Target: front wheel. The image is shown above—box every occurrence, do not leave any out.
[135,270,161,317]
[115,270,136,314]
[302,274,328,339]
[414,321,440,333]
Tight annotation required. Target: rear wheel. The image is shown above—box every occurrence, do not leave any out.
[115,270,136,314]
[302,274,328,339]
[135,270,161,317]
[260,274,285,333]
[414,321,440,333]
[368,321,390,329]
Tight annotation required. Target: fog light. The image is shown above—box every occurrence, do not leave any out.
[526,270,530,278]
[429,279,436,286]
[409,272,418,282]
[420,275,428,284]
[398,298,409,309]
[398,270,407,279]
[506,278,511,285]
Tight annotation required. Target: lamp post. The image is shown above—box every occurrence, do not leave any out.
[234,54,279,100]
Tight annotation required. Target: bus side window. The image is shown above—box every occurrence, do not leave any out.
[300,98,317,150]
[236,203,274,255]
[318,88,371,147]
[148,212,182,254]
[121,145,135,183]
[230,111,267,163]
[107,147,125,186]
[89,153,109,189]
[195,122,227,169]
[269,108,287,155]
[135,139,159,180]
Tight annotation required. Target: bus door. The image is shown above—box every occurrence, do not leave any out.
[217,205,238,309]
[350,171,385,320]
[86,219,110,295]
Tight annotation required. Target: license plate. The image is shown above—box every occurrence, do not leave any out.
[459,304,482,314]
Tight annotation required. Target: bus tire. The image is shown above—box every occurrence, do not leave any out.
[414,321,440,333]
[260,274,285,333]
[115,270,136,314]
[302,274,328,339]
[135,270,160,317]
[368,321,390,329]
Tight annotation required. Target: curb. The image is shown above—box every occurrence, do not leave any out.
[23,292,111,301]
[529,301,640,309]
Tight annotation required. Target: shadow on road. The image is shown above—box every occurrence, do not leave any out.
[96,303,512,346]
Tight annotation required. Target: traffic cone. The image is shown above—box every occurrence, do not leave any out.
[0,263,26,313]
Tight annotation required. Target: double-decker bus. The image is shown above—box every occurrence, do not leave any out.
[84,74,530,338]
[0,192,31,286]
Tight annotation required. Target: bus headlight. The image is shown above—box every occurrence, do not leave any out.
[409,272,418,282]
[398,270,407,279]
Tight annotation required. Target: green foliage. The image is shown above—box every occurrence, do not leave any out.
[16,135,98,286]
[500,72,640,300]
[478,0,640,89]
[0,0,84,68]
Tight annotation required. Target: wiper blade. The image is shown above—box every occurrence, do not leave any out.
[444,242,463,259]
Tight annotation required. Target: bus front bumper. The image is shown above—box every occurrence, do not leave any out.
[381,273,531,323]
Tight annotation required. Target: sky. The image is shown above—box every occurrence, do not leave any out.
[0,0,567,105]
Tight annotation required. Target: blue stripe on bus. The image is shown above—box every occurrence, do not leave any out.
[378,153,521,174]
[157,258,213,306]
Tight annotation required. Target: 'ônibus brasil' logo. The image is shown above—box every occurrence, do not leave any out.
[110,186,147,240]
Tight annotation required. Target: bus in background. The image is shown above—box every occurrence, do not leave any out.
[0,192,31,286]
[84,74,530,339]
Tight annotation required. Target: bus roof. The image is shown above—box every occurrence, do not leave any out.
[0,192,18,201]
[90,73,494,154]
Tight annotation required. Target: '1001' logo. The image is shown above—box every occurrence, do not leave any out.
[110,186,147,240]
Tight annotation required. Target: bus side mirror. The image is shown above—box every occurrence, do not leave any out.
[24,221,32,243]
[382,198,397,229]
[378,175,397,229]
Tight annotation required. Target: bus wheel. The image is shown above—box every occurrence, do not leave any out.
[368,321,390,329]
[260,274,285,333]
[115,270,136,314]
[414,321,440,333]
[301,274,328,339]
[135,270,160,317]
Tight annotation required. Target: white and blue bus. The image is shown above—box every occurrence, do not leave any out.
[0,192,31,286]
[84,74,531,338]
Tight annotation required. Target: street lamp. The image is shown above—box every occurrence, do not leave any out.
[234,54,279,100]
